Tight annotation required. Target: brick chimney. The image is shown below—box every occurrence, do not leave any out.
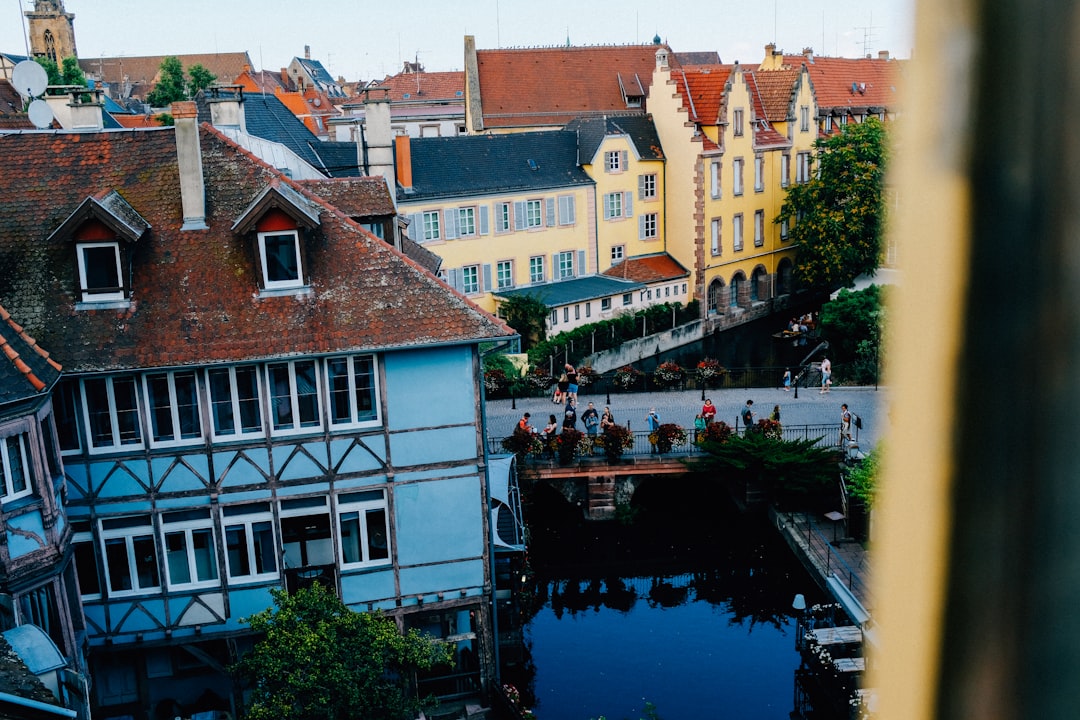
[395,134,412,193]
[304,44,311,60]
[360,86,395,188]
[207,84,246,132]
[878,50,890,61]
[171,101,207,231]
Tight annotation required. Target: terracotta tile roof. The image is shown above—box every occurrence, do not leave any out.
[0,80,28,117]
[113,114,165,129]
[782,54,901,112]
[475,45,663,128]
[751,67,799,123]
[296,177,395,217]
[670,65,732,125]
[79,52,255,100]
[365,71,465,104]
[0,304,61,411]
[602,253,689,283]
[0,126,512,374]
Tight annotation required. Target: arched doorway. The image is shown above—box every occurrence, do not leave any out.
[707,278,725,315]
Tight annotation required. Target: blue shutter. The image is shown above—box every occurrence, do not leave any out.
[545,197,556,227]
[638,214,646,240]
[603,194,612,220]
[410,213,423,240]
[514,201,526,230]
[443,209,458,239]
[447,268,462,292]
[479,205,489,235]
[482,264,492,292]
[577,250,586,276]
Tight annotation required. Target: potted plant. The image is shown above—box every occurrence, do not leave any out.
[652,361,686,389]
[556,428,584,464]
[500,427,543,460]
[649,423,687,453]
[599,424,634,462]
[698,420,733,445]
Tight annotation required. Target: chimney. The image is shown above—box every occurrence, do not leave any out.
[761,43,783,71]
[802,47,815,63]
[655,46,669,70]
[360,86,395,188]
[878,50,890,61]
[395,134,412,192]
[207,84,246,132]
[464,35,484,133]
[171,101,208,231]
[304,45,311,60]
[45,87,105,131]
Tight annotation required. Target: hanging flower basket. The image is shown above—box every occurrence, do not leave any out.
[576,365,597,387]
[652,361,686,388]
[525,367,554,391]
[613,365,644,390]
[696,358,725,386]
[484,368,508,394]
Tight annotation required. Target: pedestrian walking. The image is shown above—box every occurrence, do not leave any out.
[840,403,852,444]
[782,368,791,391]
[701,398,717,425]
[646,407,661,452]
[741,399,755,433]
[820,357,832,393]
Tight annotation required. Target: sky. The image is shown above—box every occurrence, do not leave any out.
[3,0,915,82]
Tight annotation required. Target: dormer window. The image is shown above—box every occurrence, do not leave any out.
[76,241,124,301]
[258,230,304,289]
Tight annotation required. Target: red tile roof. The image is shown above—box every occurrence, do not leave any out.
[603,253,689,283]
[782,54,900,111]
[0,126,512,373]
[0,304,61,405]
[296,178,395,217]
[475,45,663,128]
[113,114,167,129]
[751,67,800,123]
[80,52,255,100]
[366,71,464,104]
[670,65,732,125]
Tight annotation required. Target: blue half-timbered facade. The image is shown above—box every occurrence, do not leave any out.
[0,100,515,719]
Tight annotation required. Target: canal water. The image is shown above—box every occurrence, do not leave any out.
[503,475,829,720]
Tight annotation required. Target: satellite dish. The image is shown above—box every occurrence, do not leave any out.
[12,60,48,99]
[28,99,54,129]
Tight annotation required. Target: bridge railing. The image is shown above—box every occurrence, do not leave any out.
[487,423,842,459]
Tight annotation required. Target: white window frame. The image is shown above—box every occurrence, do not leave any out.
[496,260,514,290]
[258,230,304,290]
[639,173,657,200]
[529,256,545,283]
[81,376,143,453]
[733,158,744,196]
[796,152,811,184]
[222,504,279,584]
[76,241,124,302]
[710,161,721,199]
[100,516,160,597]
[604,150,621,172]
[0,433,31,503]
[143,370,202,448]
[337,490,391,569]
[711,218,722,257]
[207,365,264,441]
[755,210,765,247]
[611,245,625,263]
[604,192,622,219]
[733,108,745,136]
[525,199,542,228]
[557,251,574,279]
[622,293,632,306]
[325,354,379,428]
[800,105,811,132]
[462,265,480,294]
[161,509,219,590]
[422,210,441,241]
[733,214,744,252]
[640,212,658,240]
[601,298,612,311]
[780,154,791,188]
[781,217,790,240]
[458,207,476,237]
[557,195,576,226]
[495,202,511,233]
[267,359,323,435]
[754,156,765,192]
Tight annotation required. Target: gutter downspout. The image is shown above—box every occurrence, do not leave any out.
[0,691,77,718]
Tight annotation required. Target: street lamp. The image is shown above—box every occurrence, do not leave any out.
[792,593,807,650]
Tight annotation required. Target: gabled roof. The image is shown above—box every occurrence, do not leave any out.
[364,71,464,104]
[297,177,395,217]
[231,181,321,235]
[0,80,32,129]
[400,132,594,202]
[602,253,689,284]
[48,190,150,244]
[671,65,732,125]
[752,66,801,123]
[565,114,665,165]
[494,275,643,307]
[474,44,665,129]
[79,52,254,99]
[782,54,900,112]
[292,57,344,98]
[0,126,512,373]
[0,305,62,413]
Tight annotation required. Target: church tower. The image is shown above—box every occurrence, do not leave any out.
[25,0,78,64]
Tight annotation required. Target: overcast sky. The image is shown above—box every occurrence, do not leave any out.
[4,0,915,81]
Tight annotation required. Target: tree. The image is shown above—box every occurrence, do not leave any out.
[776,117,889,290]
[233,584,453,720]
[819,284,886,384]
[499,294,549,350]
[147,56,188,107]
[187,63,217,96]
[36,56,86,92]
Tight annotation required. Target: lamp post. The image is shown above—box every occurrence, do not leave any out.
[792,593,807,651]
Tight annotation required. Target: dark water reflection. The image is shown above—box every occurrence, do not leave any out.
[506,477,828,720]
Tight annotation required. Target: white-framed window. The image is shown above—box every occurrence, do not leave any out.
[622,293,632,306]
[754,210,765,247]
[562,307,569,323]
[72,523,101,599]
[754,156,764,192]
[144,371,201,446]
[280,496,334,568]
[529,256,545,283]
[223,503,278,584]
[514,200,543,230]
[338,490,391,568]
[54,380,82,454]
[462,265,480,294]
[604,191,632,220]
[207,366,263,440]
[796,152,811,184]
[638,173,657,200]
[258,230,304,290]
[733,214,744,251]
[557,251,574,279]
[267,359,322,434]
[550,309,558,326]
[800,105,811,132]
[781,217,790,240]
[326,355,378,427]
[710,161,721,199]
[101,515,160,596]
[162,509,219,590]
[711,218,722,256]
[495,202,511,233]
[422,211,441,241]
[601,298,612,311]
[0,434,31,503]
[585,302,591,318]
[557,195,576,226]
[840,114,848,125]
[733,158,744,196]
[780,154,791,188]
[82,376,142,452]
[574,305,580,320]
[604,150,627,172]
[639,212,658,239]
[824,116,833,133]
[457,207,476,237]
[733,108,745,136]
[611,245,625,263]
[496,260,514,289]
[76,241,124,302]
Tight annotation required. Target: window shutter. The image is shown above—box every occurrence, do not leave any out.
[410,213,423,240]
[638,214,646,240]
[545,197,556,227]
[552,253,559,278]
[482,264,492,291]
[479,205,489,235]
[576,250,586,276]
[620,150,628,169]
[447,268,461,291]
[624,192,633,217]
[566,195,576,225]
[638,174,646,200]
[443,209,458,239]
[603,195,612,220]
[514,201,526,230]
